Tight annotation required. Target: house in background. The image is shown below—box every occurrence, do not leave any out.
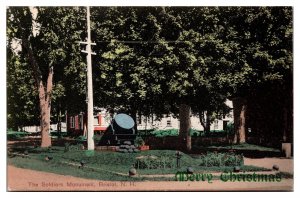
[136,100,233,131]
[21,100,233,136]
[66,100,233,136]
[66,109,111,136]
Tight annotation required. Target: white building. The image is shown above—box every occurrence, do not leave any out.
[136,100,233,131]
[21,100,233,133]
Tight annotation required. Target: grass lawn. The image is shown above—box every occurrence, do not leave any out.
[8,145,272,181]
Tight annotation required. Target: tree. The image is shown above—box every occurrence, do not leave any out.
[7,47,40,130]
[7,7,53,147]
[162,7,237,149]
[7,7,87,147]
[92,7,173,125]
[90,6,292,149]
[223,7,293,144]
[91,7,237,150]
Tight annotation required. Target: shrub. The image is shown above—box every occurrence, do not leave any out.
[137,129,155,136]
[198,152,243,167]
[135,155,175,169]
[50,131,66,138]
[190,128,205,137]
[93,134,103,144]
[68,144,84,151]
[134,136,145,147]
[7,133,22,140]
[75,135,87,143]
[7,131,28,140]
[224,122,234,135]
[150,129,179,137]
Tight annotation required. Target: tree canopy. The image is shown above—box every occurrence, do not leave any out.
[7,6,293,147]
[7,7,88,146]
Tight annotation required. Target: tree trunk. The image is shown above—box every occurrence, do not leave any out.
[39,67,53,148]
[38,85,51,147]
[22,38,53,148]
[205,112,211,134]
[199,111,211,134]
[17,14,54,147]
[282,105,292,158]
[282,85,293,158]
[179,104,192,151]
[283,86,293,143]
[283,106,288,143]
[232,97,247,144]
[57,102,62,133]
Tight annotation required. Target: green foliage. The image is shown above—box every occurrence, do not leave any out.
[197,152,244,167]
[75,135,87,143]
[224,122,234,135]
[151,129,179,137]
[148,128,227,138]
[50,131,67,138]
[137,129,155,136]
[135,155,175,169]
[7,6,292,142]
[64,142,70,152]
[7,50,39,129]
[134,136,145,147]
[8,146,270,180]
[7,131,28,140]
[7,7,88,130]
[93,134,103,144]
[8,154,138,181]
[66,144,84,151]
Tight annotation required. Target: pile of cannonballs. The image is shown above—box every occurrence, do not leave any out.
[116,141,140,153]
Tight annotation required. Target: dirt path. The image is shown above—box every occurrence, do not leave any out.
[7,165,293,191]
[244,157,293,173]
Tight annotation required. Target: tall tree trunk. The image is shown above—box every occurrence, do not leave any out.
[232,97,247,144]
[205,114,210,134]
[283,106,288,143]
[22,36,53,147]
[179,104,192,151]
[39,67,53,148]
[282,85,293,158]
[283,86,293,143]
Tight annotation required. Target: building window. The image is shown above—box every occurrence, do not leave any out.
[214,120,218,129]
[70,117,75,128]
[167,120,171,127]
[166,116,172,127]
[94,116,99,125]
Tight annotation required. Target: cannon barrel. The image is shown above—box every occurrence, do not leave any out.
[98,113,136,146]
[111,113,135,134]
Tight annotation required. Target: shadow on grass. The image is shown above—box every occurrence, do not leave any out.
[192,143,282,158]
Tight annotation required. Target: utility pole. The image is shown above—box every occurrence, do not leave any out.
[80,6,96,150]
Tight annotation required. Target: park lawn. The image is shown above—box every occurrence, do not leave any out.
[7,131,29,135]
[7,131,29,139]
[8,146,271,181]
[7,130,68,141]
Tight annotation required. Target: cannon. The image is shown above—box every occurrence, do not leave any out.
[98,113,136,146]
[111,113,135,134]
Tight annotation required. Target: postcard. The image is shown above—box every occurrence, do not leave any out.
[6,5,293,192]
